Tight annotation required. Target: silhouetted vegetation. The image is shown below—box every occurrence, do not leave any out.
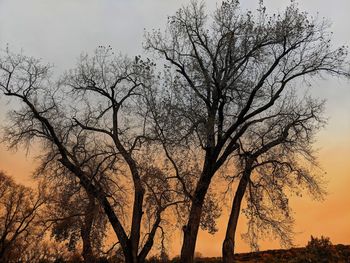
[147,237,350,263]
[144,1,349,262]
[1,0,349,262]
[0,172,47,262]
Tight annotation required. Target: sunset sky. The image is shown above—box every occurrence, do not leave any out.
[0,0,349,257]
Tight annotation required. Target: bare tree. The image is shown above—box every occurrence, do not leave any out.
[0,171,46,262]
[41,174,108,263]
[144,1,349,262]
[222,96,326,262]
[35,130,119,263]
[61,48,187,262]
[0,47,185,263]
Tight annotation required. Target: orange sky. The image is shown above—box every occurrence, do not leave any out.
[0,135,349,257]
[172,137,350,256]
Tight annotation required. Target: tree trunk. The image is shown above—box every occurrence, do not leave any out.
[129,182,144,263]
[0,247,6,263]
[180,174,212,263]
[113,139,145,263]
[59,159,132,262]
[222,161,252,263]
[81,194,97,263]
[138,214,161,263]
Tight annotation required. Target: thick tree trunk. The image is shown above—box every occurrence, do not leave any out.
[222,161,252,263]
[129,183,144,263]
[180,174,212,263]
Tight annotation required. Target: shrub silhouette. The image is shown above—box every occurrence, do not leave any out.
[289,236,340,263]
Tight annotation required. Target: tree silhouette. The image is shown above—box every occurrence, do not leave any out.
[41,172,108,262]
[145,1,349,262]
[0,48,185,263]
[0,171,46,262]
[0,1,349,262]
[222,95,326,262]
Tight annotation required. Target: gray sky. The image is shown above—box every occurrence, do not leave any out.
[1,0,349,156]
[1,0,349,66]
[0,0,350,255]
[1,0,349,72]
